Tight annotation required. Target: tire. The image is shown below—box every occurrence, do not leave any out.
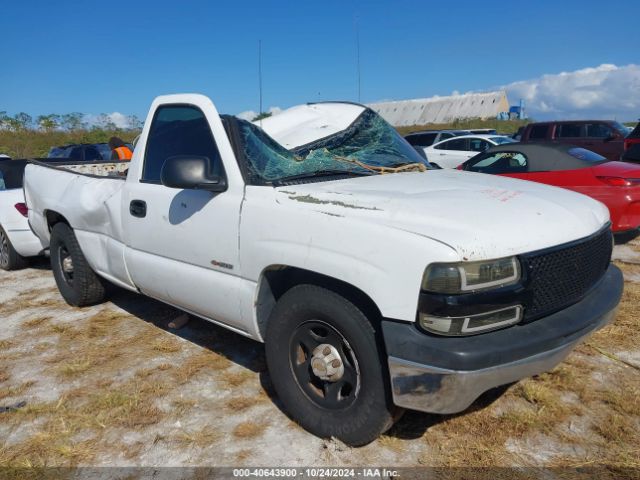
[49,222,106,306]
[0,225,28,271]
[265,284,397,446]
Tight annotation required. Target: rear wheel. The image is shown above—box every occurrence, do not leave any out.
[265,285,397,446]
[0,226,28,271]
[50,222,106,306]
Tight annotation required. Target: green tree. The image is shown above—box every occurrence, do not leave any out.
[7,112,33,131]
[37,114,61,131]
[94,114,117,131]
[0,111,9,130]
[61,112,85,131]
[126,115,143,130]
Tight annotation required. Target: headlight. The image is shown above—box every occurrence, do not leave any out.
[419,305,523,336]
[422,256,520,294]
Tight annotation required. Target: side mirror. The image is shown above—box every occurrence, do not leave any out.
[160,155,227,192]
[604,134,618,143]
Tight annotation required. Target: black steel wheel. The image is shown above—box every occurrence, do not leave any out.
[50,222,106,306]
[265,284,397,446]
[290,320,361,410]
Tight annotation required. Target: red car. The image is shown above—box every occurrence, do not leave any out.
[460,144,640,243]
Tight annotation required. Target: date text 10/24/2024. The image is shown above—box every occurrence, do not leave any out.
[232,468,400,478]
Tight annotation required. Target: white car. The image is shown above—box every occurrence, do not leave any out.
[0,160,44,270]
[423,134,517,168]
[24,95,622,445]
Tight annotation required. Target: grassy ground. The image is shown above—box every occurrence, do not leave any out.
[0,130,140,159]
[396,119,530,136]
[0,243,638,474]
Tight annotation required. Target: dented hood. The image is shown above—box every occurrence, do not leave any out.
[275,170,610,260]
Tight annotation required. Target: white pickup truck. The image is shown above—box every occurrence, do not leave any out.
[24,94,623,445]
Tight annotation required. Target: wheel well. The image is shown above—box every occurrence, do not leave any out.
[255,266,382,339]
[45,210,70,231]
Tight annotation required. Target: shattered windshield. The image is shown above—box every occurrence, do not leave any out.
[239,109,431,184]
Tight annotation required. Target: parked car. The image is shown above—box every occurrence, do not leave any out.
[0,160,44,269]
[24,94,622,445]
[404,130,470,148]
[467,128,497,134]
[422,134,516,168]
[460,143,640,242]
[48,143,111,161]
[47,142,134,161]
[519,120,628,161]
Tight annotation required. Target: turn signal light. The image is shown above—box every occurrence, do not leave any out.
[596,176,640,187]
[14,202,28,217]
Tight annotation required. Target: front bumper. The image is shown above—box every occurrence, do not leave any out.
[383,264,623,414]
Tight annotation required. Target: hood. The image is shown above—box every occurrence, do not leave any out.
[275,169,610,260]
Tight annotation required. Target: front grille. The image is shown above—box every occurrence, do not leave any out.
[521,227,613,320]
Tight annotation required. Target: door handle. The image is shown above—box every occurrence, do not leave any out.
[129,200,147,218]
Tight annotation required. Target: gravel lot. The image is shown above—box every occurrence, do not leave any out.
[0,241,639,474]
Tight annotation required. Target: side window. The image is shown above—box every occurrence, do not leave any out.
[420,133,437,146]
[557,124,583,138]
[585,123,613,138]
[440,132,455,140]
[0,171,5,191]
[142,105,223,183]
[528,125,549,140]
[467,151,528,174]
[405,135,420,146]
[84,146,101,161]
[436,138,468,151]
[469,138,491,152]
[69,147,84,160]
[406,133,436,147]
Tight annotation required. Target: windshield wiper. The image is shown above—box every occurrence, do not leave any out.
[273,169,372,185]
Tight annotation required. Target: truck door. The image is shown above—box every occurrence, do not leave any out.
[123,101,248,332]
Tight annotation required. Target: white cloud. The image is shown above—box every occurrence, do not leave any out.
[83,112,137,129]
[236,106,282,122]
[236,110,258,121]
[503,64,640,120]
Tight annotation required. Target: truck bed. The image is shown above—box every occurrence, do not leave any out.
[24,161,131,287]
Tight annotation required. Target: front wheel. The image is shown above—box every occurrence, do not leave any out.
[265,285,398,446]
[50,222,106,306]
[0,226,28,271]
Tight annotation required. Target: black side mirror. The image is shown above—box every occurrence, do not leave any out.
[604,134,618,142]
[161,155,227,192]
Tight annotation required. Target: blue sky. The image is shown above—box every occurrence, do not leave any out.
[2,0,639,121]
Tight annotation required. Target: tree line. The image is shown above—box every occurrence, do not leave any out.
[0,112,142,158]
[0,111,143,132]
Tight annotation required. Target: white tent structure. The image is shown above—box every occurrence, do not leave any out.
[367,91,510,127]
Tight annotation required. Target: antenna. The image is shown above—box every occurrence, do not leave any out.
[355,16,361,103]
[258,39,263,126]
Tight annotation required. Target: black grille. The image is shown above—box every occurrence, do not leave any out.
[521,227,613,320]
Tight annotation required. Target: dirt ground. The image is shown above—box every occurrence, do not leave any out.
[0,240,639,475]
